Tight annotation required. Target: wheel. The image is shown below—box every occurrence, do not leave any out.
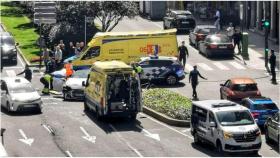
[193,132,200,145]
[206,51,211,58]
[166,75,178,85]
[220,90,223,99]
[163,23,166,29]
[216,141,225,156]
[6,102,11,112]
[96,106,103,120]
[195,42,198,49]
[130,113,137,120]
[84,100,89,112]
[251,150,259,156]
[37,107,42,114]
[265,127,272,143]
[63,93,67,101]
[189,38,193,46]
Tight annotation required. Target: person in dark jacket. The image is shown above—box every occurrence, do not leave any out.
[17,65,32,82]
[269,50,277,84]
[233,29,242,54]
[189,65,207,99]
[178,41,189,69]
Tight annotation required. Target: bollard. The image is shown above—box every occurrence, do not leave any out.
[241,32,249,60]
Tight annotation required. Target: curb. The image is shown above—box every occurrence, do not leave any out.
[143,106,190,127]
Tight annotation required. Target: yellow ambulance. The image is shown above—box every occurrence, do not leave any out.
[82,61,142,120]
[73,29,178,68]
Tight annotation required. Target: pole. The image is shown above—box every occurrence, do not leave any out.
[39,23,42,70]
[264,27,269,68]
[84,16,86,45]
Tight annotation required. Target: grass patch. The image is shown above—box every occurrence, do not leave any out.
[1,4,40,63]
[143,88,192,120]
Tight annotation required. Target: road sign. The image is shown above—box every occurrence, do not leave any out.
[34,19,56,25]
[33,2,56,25]
[34,7,56,13]
[34,2,56,8]
[34,12,56,19]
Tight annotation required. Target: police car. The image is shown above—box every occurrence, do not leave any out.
[138,56,185,85]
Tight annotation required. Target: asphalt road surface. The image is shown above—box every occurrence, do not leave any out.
[1,17,279,157]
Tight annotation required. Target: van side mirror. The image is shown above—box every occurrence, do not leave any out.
[209,121,216,127]
[82,81,86,87]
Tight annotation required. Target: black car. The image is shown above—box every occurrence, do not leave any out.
[264,112,280,145]
[138,56,185,85]
[163,10,196,32]
[198,34,234,58]
[189,25,217,48]
[0,32,18,65]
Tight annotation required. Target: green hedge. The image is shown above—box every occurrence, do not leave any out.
[143,89,192,120]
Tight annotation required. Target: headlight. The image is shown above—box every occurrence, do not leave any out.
[13,48,17,52]
[2,45,12,52]
[223,131,233,139]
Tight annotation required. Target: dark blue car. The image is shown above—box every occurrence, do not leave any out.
[241,97,279,126]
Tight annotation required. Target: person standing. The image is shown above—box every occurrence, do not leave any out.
[47,58,56,74]
[68,42,76,57]
[189,65,207,99]
[75,42,81,57]
[178,41,189,70]
[40,73,53,94]
[233,29,242,54]
[54,46,63,69]
[59,40,66,60]
[64,60,74,78]
[80,41,85,50]
[214,9,221,30]
[42,48,50,72]
[17,65,32,82]
[269,50,277,84]
[226,22,234,41]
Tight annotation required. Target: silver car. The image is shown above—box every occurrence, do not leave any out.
[1,77,42,113]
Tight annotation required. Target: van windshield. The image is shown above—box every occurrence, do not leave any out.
[216,110,254,126]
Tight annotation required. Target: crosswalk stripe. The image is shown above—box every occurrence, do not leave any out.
[213,62,230,70]
[6,70,16,77]
[185,63,193,72]
[228,61,246,70]
[197,63,213,71]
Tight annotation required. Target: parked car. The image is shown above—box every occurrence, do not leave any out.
[138,56,185,85]
[264,112,280,145]
[198,34,234,58]
[0,77,42,113]
[163,10,196,31]
[241,97,279,126]
[62,69,90,100]
[191,100,262,155]
[0,32,18,65]
[220,78,261,102]
[189,25,217,48]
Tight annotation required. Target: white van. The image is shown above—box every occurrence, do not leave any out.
[190,100,261,155]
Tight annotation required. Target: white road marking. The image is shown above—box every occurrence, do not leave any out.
[65,150,73,157]
[18,129,34,146]
[80,127,96,143]
[213,62,230,70]
[228,61,246,70]
[135,125,160,141]
[44,103,58,105]
[185,63,193,72]
[6,70,16,77]
[181,128,191,133]
[197,63,213,71]
[140,113,194,140]
[109,124,143,157]
[42,124,52,134]
[17,53,25,68]
[0,143,8,157]
[152,22,163,29]
[2,66,22,69]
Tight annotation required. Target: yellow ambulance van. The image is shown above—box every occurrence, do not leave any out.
[82,61,142,120]
[73,29,178,68]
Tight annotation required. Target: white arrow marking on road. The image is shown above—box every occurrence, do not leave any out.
[136,125,160,141]
[18,129,34,146]
[80,127,96,143]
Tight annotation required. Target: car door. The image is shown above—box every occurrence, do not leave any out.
[220,80,231,99]
[268,113,279,141]
[205,111,218,145]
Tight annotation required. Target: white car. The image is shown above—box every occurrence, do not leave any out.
[1,77,42,113]
[62,69,90,100]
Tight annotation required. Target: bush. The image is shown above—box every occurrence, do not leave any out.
[143,89,192,120]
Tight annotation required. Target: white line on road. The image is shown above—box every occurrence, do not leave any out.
[213,62,230,70]
[5,70,16,77]
[80,127,96,143]
[152,22,163,29]
[65,150,73,157]
[42,124,52,134]
[18,129,34,146]
[135,125,160,141]
[229,61,246,70]
[17,53,25,68]
[140,113,194,140]
[197,63,213,71]
[109,124,143,157]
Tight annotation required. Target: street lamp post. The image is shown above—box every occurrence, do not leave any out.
[84,16,86,45]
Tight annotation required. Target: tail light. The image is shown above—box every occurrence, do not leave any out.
[251,112,260,119]
[256,91,261,96]
[208,44,217,49]
[100,97,105,107]
[196,34,204,41]
[228,44,234,49]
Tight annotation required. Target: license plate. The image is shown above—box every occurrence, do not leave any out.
[182,21,189,24]
[24,104,36,108]
[219,46,227,49]
[2,56,8,59]
[241,144,252,147]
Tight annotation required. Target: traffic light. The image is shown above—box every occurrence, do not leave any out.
[261,19,270,28]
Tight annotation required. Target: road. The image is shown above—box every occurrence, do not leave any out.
[1,17,279,157]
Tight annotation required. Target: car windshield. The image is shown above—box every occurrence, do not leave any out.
[210,35,231,43]
[198,28,217,34]
[72,69,90,78]
[10,83,36,93]
[232,84,258,91]
[216,110,254,126]
[1,37,15,46]
[253,103,279,110]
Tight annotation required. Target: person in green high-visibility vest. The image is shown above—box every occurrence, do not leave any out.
[40,73,53,94]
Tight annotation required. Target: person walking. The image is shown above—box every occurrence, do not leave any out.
[269,50,277,84]
[17,65,32,82]
[178,41,189,70]
[54,46,63,69]
[214,9,221,31]
[226,22,234,41]
[42,48,50,72]
[189,65,207,99]
[233,29,242,54]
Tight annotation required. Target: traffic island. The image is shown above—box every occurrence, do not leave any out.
[142,88,191,127]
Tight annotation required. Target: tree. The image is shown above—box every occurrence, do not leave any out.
[95,1,139,32]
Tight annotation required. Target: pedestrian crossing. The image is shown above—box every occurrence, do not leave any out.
[185,61,246,72]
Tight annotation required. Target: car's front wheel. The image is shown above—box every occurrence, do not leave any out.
[166,75,178,85]
[216,141,225,156]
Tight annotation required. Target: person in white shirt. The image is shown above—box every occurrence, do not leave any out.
[214,9,221,30]
[226,23,234,41]
[54,46,63,68]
